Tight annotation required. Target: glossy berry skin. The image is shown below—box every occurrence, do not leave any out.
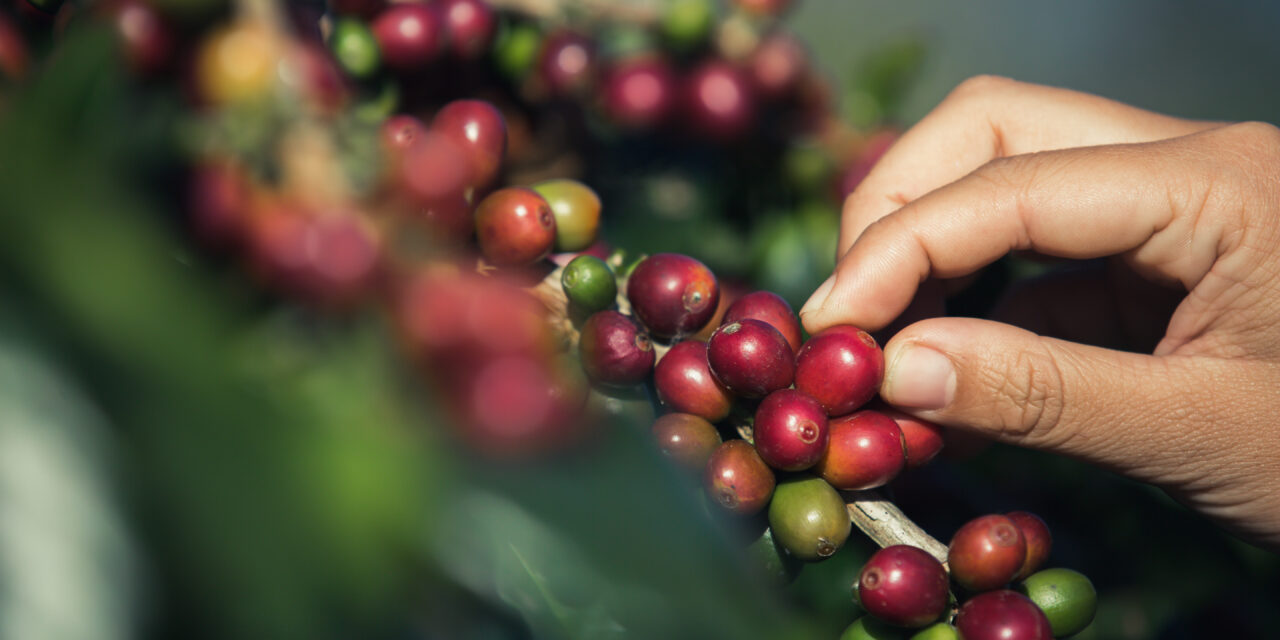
[1006,511,1053,581]
[474,187,556,267]
[651,413,721,473]
[430,99,507,189]
[578,310,655,387]
[684,60,755,141]
[954,590,1053,640]
[440,0,496,59]
[1016,568,1096,638]
[654,340,732,422]
[858,545,949,628]
[381,114,427,158]
[753,389,828,471]
[626,253,720,340]
[767,474,850,561]
[372,3,443,70]
[560,254,617,313]
[531,179,601,252]
[721,290,802,353]
[816,410,905,490]
[707,320,794,398]
[330,18,380,78]
[603,56,677,129]
[948,515,1027,592]
[539,31,595,96]
[704,440,775,516]
[879,406,945,469]
[794,325,884,416]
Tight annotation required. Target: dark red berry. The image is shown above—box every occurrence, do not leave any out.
[707,319,794,398]
[748,32,806,100]
[654,340,733,422]
[474,187,556,267]
[603,55,677,129]
[948,515,1027,592]
[382,114,427,157]
[858,545,949,628]
[372,3,444,70]
[455,354,587,458]
[879,406,945,469]
[794,325,884,416]
[815,410,904,490]
[626,253,720,340]
[1006,512,1053,581]
[247,207,382,308]
[439,0,496,59]
[399,130,474,205]
[753,389,828,471]
[704,440,775,516]
[188,159,252,248]
[106,0,174,76]
[652,413,722,473]
[578,310,655,387]
[539,31,595,96]
[721,290,802,353]
[430,99,507,189]
[684,60,755,141]
[955,590,1053,640]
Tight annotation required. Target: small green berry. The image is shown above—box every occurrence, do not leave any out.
[330,18,380,78]
[561,255,618,313]
[1016,567,1097,638]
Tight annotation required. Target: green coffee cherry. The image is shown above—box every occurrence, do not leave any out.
[908,623,958,640]
[747,527,802,585]
[561,255,617,314]
[661,0,714,51]
[494,20,541,80]
[532,179,602,252]
[330,18,380,78]
[767,474,850,562]
[1016,567,1097,637]
[839,617,908,640]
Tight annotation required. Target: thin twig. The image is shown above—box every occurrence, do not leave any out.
[843,489,949,566]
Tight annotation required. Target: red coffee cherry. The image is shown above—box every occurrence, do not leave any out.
[430,99,507,189]
[1006,511,1053,581]
[794,325,884,416]
[578,310,655,387]
[439,0,496,59]
[815,410,905,490]
[474,187,556,267]
[948,514,1028,592]
[954,590,1053,640]
[651,413,722,473]
[539,30,595,96]
[626,253,720,340]
[704,440,775,516]
[858,545,950,628]
[371,3,443,70]
[654,340,733,422]
[603,55,677,129]
[684,59,755,141]
[706,319,794,398]
[721,290,802,353]
[753,389,828,471]
[878,406,945,469]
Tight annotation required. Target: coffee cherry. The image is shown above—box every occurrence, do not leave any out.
[330,17,381,78]
[371,3,443,70]
[1016,568,1096,638]
[106,0,174,76]
[626,253,720,340]
[1005,511,1052,581]
[858,545,949,628]
[652,413,721,473]
[456,353,587,457]
[531,178,601,252]
[879,407,945,470]
[948,515,1027,592]
[684,60,755,141]
[706,319,794,398]
[474,187,556,267]
[561,254,617,313]
[539,30,595,96]
[603,55,677,129]
[704,440,775,516]
[753,389,828,471]
[660,0,713,51]
[767,474,850,561]
[399,130,473,207]
[494,19,541,79]
[816,410,905,490]
[578,310,655,387]
[748,527,802,585]
[0,13,26,81]
[440,0,496,59]
[653,340,733,422]
[431,99,508,190]
[381,114,427,157]
[748,32,806,100]
[794,325,884,416]
[721,290,802,353]
[954,590,1052,640]
[196,21,279,105]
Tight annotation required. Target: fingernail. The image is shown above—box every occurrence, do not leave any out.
[884,344,956,410]
[800,275,836,317]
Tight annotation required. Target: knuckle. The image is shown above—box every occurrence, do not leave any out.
[977,343,1068,440]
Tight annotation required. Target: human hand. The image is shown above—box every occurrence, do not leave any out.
[800,76,1280,548]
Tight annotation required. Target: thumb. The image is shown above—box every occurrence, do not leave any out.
[879,317,1209,480]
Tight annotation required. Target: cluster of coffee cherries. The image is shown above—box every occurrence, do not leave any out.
[844,513,1097,639]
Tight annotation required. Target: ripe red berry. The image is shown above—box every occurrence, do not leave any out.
[578,310,655,387]
[430,99,507,189]
[948,515,1027,592]
[381,114,427,157]
[858,545,949,628]
[748,32,807,100]
[455,354,587,457]
[371,3,443,70]
[1006,511,1053,581]
[721,290,802,353]
[878,406,945,470]
[954,590,1053,640]
[439,0,496,59]
[399,130,474,205]
[684,60,755,141]
[654,340,733,422]
[603,55,677,129]
[106,0,174,76]
[474,187,556,267]
[794,325,884,416]
[626,253,720,340]
[815,410,904,490]
[539,31,595,96]
[753,389,828,471]
[651,413,722,473]
[707,319,794,398]
[704,440,775,516]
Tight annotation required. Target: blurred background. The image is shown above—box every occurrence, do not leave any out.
[0,1,1277,639]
